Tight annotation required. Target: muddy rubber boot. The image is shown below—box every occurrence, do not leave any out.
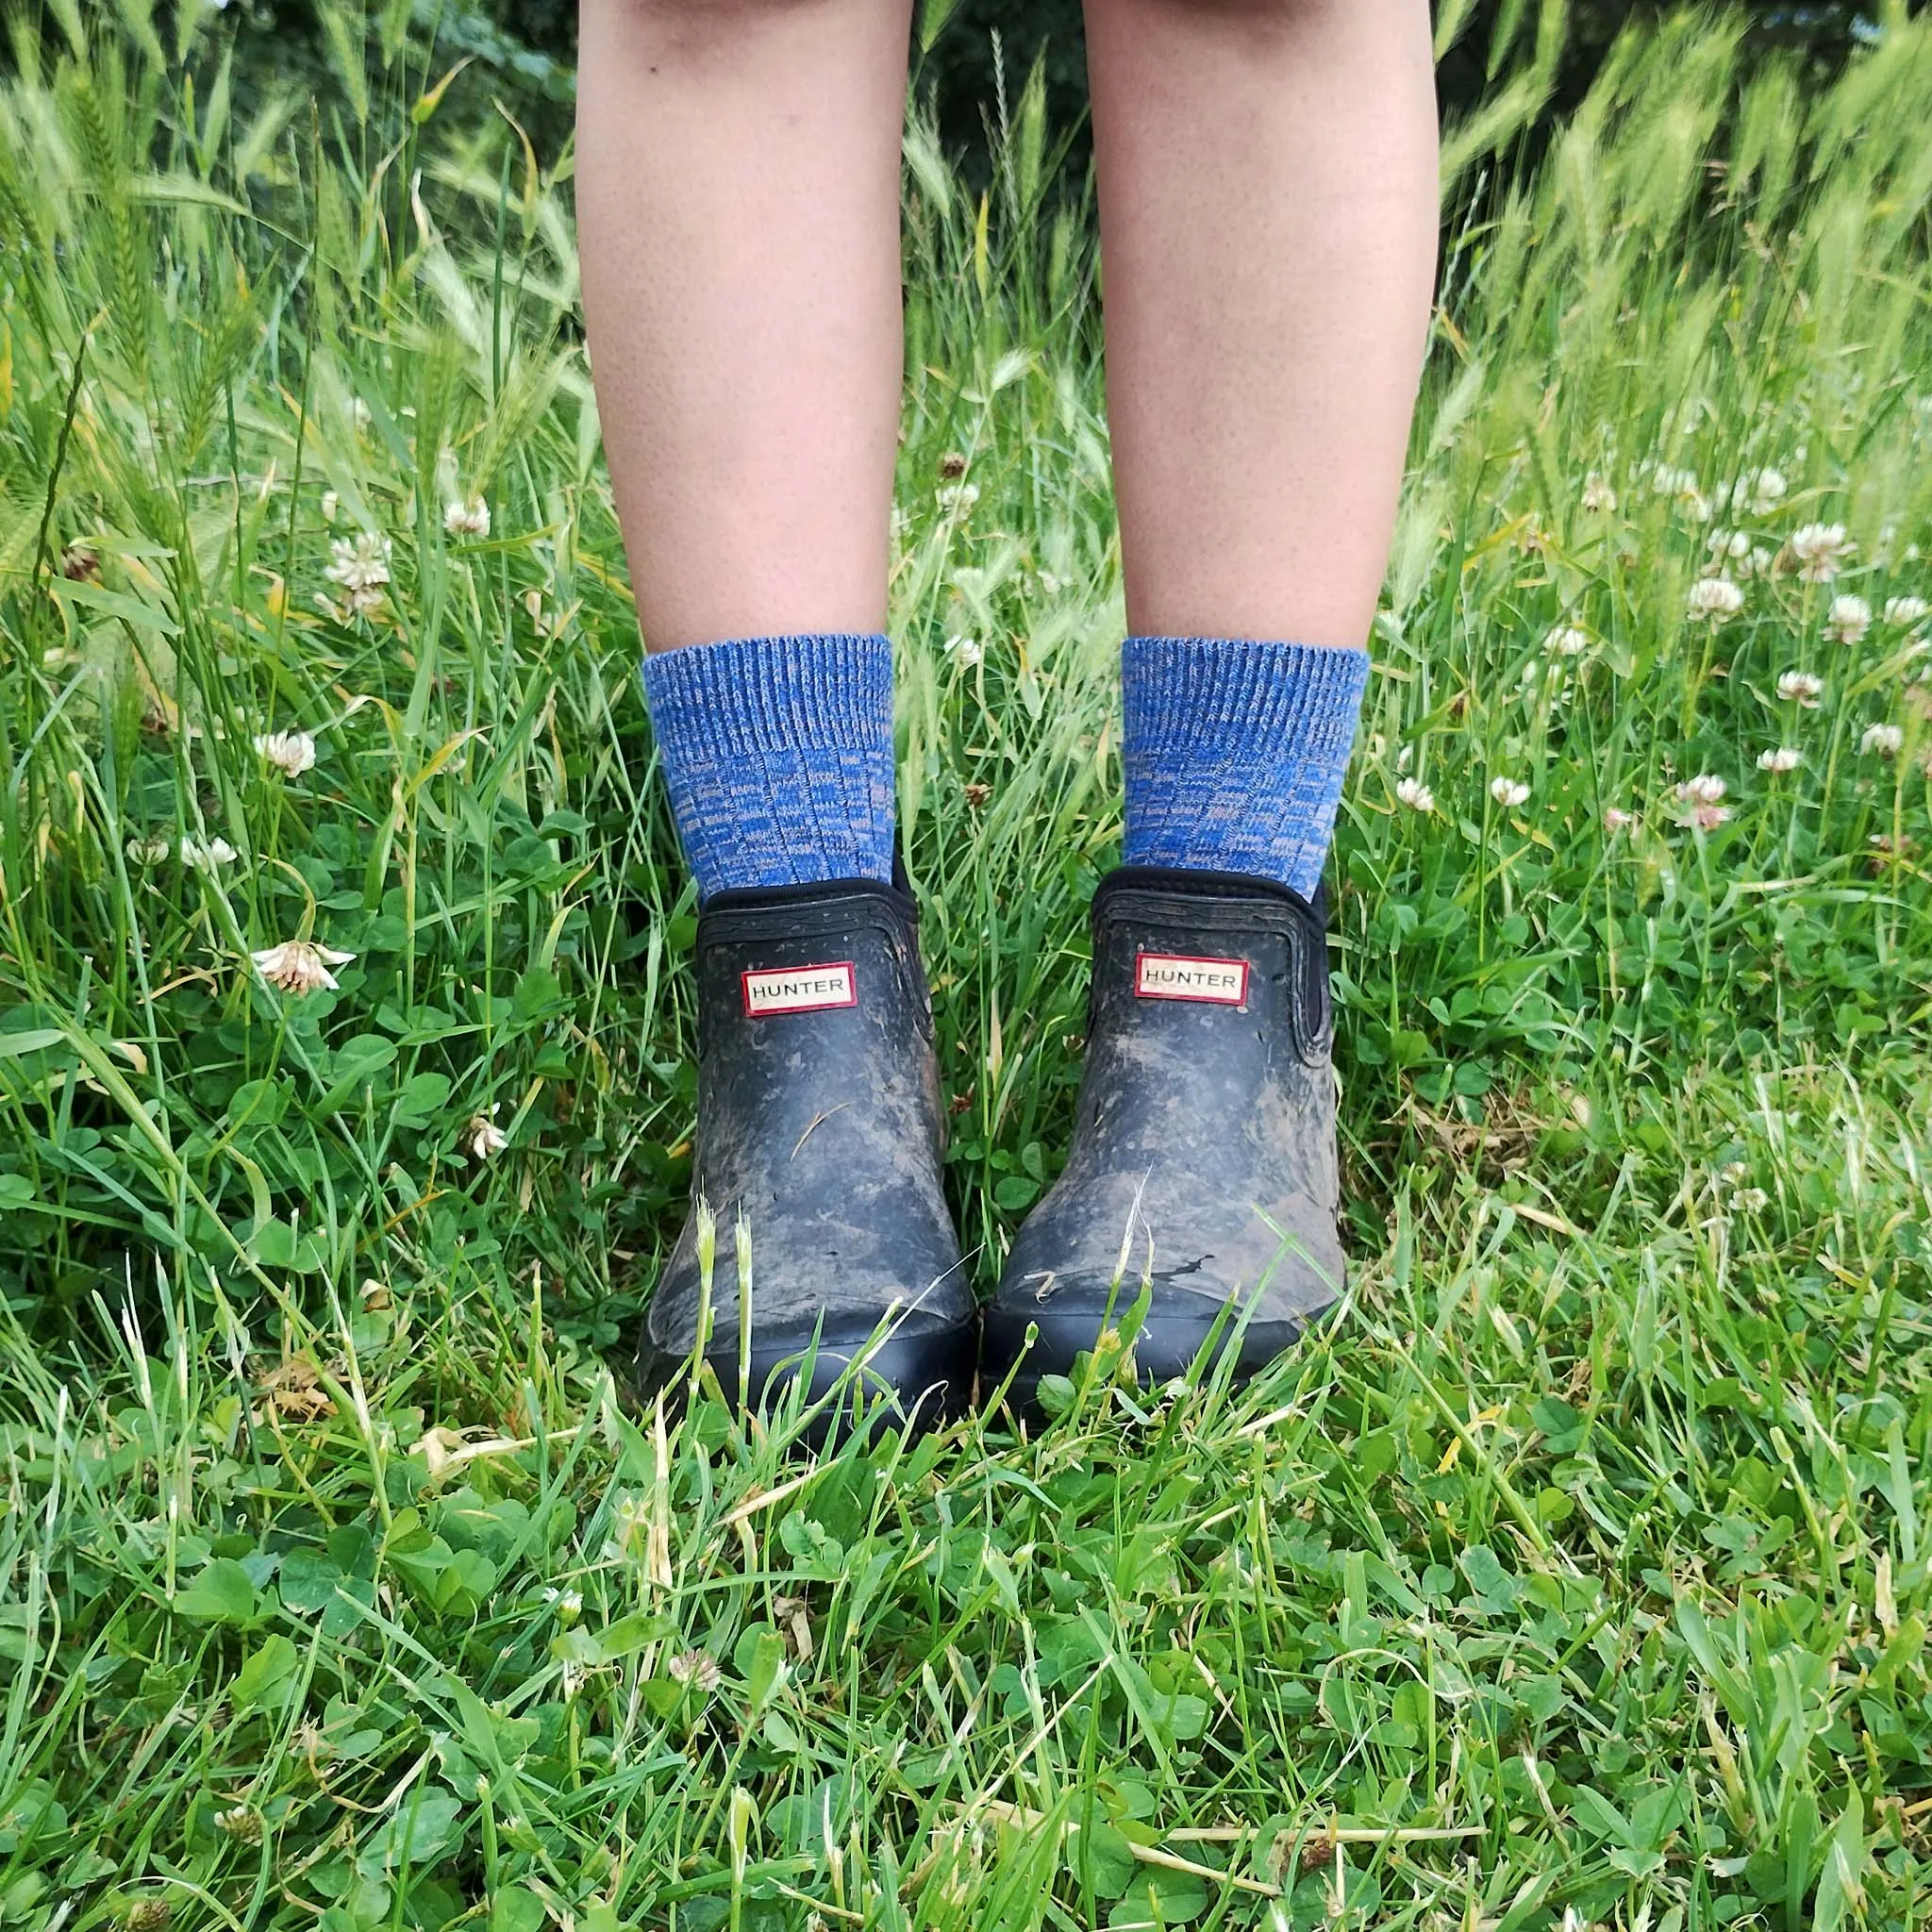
[981,866,1345,1415]
[635,877,975,1432]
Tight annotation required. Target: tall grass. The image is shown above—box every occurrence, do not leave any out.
[1,6,1930,1931]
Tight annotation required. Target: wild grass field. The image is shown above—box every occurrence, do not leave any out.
[2,3,1931,1929]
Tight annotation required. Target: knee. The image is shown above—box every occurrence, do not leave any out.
[584,0,857,51]
[1090,0,1423,38]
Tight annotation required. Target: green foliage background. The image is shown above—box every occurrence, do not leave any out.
[52,0,1896,189]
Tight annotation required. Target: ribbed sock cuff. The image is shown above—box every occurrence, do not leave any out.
[642,633,896,900]
[1121,636,1370,898]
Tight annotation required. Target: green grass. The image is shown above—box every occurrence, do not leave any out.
[4,3,1932,1929]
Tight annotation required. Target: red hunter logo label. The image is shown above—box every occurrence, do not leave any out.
[741,961,858,1018]
[1133,952,1250,1006]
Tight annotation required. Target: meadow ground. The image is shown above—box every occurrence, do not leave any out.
[3,5,1932,1930]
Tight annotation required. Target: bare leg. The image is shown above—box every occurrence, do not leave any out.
[1084,0,1439,648]
[576,0,911,652]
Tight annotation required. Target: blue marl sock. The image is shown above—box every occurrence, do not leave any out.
[1121,636,1371,899]
[641,633,895,901]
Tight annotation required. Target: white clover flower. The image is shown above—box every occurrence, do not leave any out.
[181,836,240,870]
[1731,467,1787,516]
[1706,528,1753,571]
[443,497,491,539]
[1731,1187,1771,1214]
[1757,746,1802,774]
[936,482,979,515]
[541,1586,582,1624]
[1776,669,1824,707]
[213,1805,262,1845]
[319,490,339,525]
[125,835,172,864]
[1861,723,1904,758]
[668,1650,722,1691]
[324,531,391,594]
[1603,807,1637,834]
[1647,463,1709,518]
[1580,473,1617,513]
[1543,625,1591,658]
[253,730,317,778]
[1824,594,1872,646]
[1490,776,1531,808]
[1790,523,1853,583]
[1751,546,1775,577]
[943,634,984,667]
[1884,595,1929,627]
[252,940,355,995]
[1394,776,1435,813]
[1687,577,1744,623]
[1674,774,1730,831]
[465,1108,508,1159]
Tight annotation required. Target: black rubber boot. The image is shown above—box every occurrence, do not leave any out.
[636,877,975,1431]
[981,865,1345,1415]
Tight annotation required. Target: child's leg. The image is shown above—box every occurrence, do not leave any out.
[1091,0,1437,897]
[984,0,1438,1408]
[576,0,911,900]
[577,0,909,653]
[1091,0,1438,652]
[581,1,974,1424]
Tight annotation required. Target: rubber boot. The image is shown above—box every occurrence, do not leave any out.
[635,877,975,1431]
[981,866,1345,1415]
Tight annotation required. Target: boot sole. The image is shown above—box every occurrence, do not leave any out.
[636,1312,979,1444]
[980,1293,1337,1424]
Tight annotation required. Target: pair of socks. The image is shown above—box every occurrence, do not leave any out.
[641,631,1370,902]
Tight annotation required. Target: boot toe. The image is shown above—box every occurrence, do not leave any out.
[981,1268,1333,1420]
[643,1299,978,1441]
